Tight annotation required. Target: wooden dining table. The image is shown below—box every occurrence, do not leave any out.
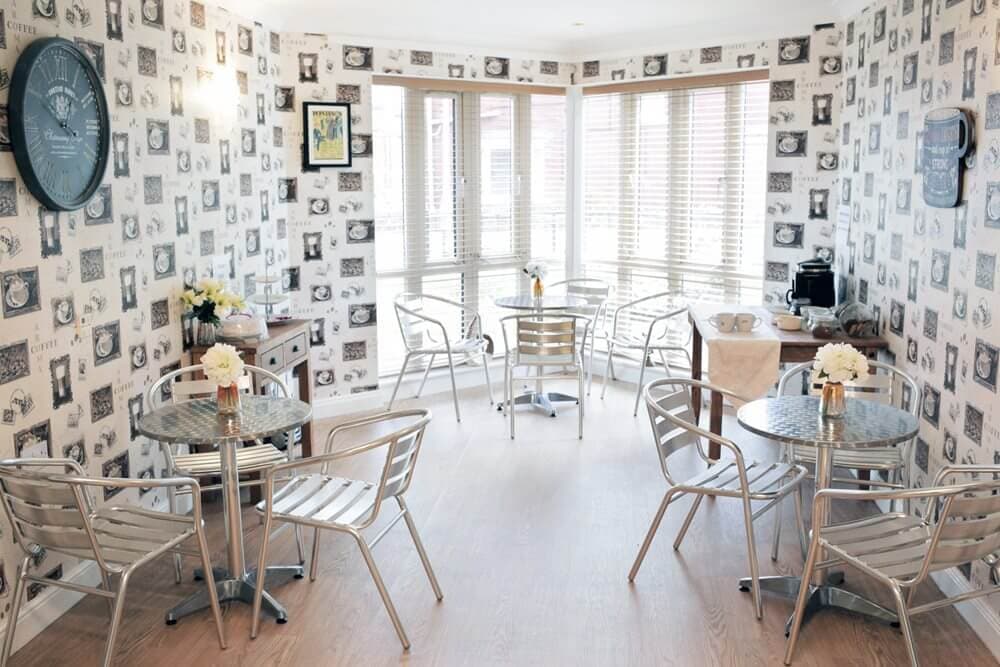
[689,305,889,460]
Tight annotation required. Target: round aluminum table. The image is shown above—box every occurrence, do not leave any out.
[495,294,588,416]
[495,294,587,311]
[138,395,312,624]
[737,395,919,633]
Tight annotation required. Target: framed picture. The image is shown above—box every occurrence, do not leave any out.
[302,102,352,169]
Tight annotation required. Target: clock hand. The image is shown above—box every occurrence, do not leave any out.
[42,101,79,138]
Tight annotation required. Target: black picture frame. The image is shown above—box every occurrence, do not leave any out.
[302,101,352,170]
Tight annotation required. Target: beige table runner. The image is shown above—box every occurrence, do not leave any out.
[688,304,782,405]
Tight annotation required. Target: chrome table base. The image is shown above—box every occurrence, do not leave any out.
[498,389,579,417]
[167,565,304,624]
[738,574,898,633]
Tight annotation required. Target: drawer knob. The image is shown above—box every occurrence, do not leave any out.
[292,345,299,352]
[270,357,277,365]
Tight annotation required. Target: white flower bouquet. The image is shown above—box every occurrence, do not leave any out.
[522,261,548,281]
[812,342,869,384]
[200,343,245,387]
[201,343,245,414]
[181,278,246,325]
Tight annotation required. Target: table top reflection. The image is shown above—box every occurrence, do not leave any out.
[495,295,588,310]
[737,395,918,449]
[137,395,312,445]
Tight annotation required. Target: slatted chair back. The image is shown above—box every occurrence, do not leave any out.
[778,360,920,416]
[928,485,1000,576]
[611,291,686,345]
[643,378,737,485]
[512,315,581,365]
[550,278,611,323]
[0,459,107,569]
[394,292,471,353]
[147,363,287,411]
[394,293,440,352]
[319,410,432,525]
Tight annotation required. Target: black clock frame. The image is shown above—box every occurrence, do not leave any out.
[9,37,111,212]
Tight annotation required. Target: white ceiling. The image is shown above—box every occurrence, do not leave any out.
[233,0,844,61]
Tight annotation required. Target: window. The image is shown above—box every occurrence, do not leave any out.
[581,79,769,311]
[373,84,567,374]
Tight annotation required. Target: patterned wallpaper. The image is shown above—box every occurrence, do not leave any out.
[571,25,843,305]
[272,34,571,400]
[0,0,285,612]
[838,0,1000,604]
[16,0,993,638]
[0,3,573,620]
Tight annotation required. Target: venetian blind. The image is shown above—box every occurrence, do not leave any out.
[580,78,769,311]
[373,83,567,374]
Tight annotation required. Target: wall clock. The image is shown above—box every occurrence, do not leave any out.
[9,37,110,211]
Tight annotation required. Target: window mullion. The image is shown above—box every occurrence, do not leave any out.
[403,87,426,294]
[460,92,481,317]
[722,86,744,301]
[667,91,689,297]
[514,94,532,265]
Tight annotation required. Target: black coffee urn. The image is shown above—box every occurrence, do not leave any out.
[785,258,835,311]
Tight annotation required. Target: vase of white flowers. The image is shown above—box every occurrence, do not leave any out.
[812,342,869,418]
[200,343,246,415]
[181,279,246,346]
[524,261,548,299]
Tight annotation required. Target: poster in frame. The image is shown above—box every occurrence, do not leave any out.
[302,101,352,169]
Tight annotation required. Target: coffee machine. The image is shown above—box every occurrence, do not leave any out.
[785,258,835,312]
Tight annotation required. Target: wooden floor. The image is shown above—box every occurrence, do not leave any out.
[10,379,999,666]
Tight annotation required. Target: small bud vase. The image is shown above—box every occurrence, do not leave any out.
[819,381,846,419]
[532,277,544,299]
[216,383,241,416]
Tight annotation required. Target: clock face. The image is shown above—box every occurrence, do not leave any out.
[9,38,110,211]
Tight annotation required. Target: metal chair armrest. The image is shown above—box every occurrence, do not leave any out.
[812,482,983,509]
[931,464,1000,486]
[0,457,85,475]
[323,409,428,454]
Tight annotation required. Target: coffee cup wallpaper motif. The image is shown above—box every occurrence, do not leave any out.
[0,0,291,618]
[9,0,995,642]
[839,0,1000,608]
[0,0,576,624]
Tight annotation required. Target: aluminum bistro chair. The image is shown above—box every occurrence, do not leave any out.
[0,459,225,667]
[148,363,303,583]
[601,292,692,416]
[549,278,612,395]
[501,313,590,439]
[773,360,921,557]
[629,378,807,619]
[251,409,441,649]
[786,465,1000,666]
[389,292,493,422]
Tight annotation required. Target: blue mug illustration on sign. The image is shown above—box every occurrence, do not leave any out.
[922,108,971,208]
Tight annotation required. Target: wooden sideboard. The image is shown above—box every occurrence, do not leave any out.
[190,318,314,459]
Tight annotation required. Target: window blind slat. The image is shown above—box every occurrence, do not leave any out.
[374,85,567,374]
[581,81,768,335]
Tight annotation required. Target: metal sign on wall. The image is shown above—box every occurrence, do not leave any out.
[922,107,972,208]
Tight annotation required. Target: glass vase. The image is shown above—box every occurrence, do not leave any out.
[819,381,846,419]
[532,277,544,299]
[193,318,218,346]
[216,383,241,416]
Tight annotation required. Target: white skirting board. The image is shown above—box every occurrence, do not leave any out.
[929,568,1000,660]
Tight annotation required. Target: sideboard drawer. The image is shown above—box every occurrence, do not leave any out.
[283,333,307,364]
[260,344,284,371]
